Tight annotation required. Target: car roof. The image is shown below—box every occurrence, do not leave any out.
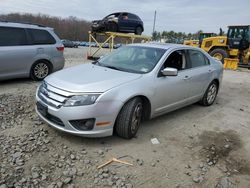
[0,21,53,30]
[109,12,138,16]
[129,42,195,50]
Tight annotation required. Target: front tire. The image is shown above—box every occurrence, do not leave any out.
[200,81,218,106]
[115,98,143,139]
[30,61,51,81]
[209,48,228,63]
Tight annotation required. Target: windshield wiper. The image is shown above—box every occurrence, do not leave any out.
[92,61,121,71]
[104,65,122,71]
[92,60,102,66]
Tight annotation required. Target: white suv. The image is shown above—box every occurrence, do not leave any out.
[0,21,65,81]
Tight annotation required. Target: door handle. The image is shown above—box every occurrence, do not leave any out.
[183,75,191,80]
[208,69,214,73]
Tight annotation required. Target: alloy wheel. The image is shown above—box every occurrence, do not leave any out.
[34,62,49,79]
[131,103,142,134]
[207,83,217,104]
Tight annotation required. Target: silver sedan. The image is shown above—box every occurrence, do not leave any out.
[36,43,223,139]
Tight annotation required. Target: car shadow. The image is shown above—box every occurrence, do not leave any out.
[58,93,230,146]
[0,78,39,86]
[50,102,217,147]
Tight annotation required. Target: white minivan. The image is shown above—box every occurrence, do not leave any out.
[0,21,65,81]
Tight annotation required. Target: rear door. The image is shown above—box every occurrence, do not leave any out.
[126,14,139,31]
[26,28,56,65]
[118,13,130,31]
[0,26,35,79]
[185,49,212,101]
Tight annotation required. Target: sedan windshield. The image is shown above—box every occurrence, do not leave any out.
[95,46,166,74]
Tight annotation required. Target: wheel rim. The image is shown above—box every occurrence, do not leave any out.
[213,53,223,61]
[136,27,142,34]
[207,84,217,104]
[131,103,142,134]
[34,63,49,79]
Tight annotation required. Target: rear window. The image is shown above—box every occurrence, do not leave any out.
[0,26,28,46]
[187,50,210,68]
[27,29,56,45]
[128,14,138,20]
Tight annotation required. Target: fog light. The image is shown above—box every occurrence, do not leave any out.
[69,118,95,131]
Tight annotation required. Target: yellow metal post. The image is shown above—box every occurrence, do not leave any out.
[87,31,151,59]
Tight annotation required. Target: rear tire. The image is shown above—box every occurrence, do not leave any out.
[209,48,229,63]
[200,81,218,106]
[115,98,143,139]
[30,60,51,81]
[135,26,143,35]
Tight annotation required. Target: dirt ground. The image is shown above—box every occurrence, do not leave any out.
[1,47,250,188]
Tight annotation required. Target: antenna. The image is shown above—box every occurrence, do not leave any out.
[153,10,156,34]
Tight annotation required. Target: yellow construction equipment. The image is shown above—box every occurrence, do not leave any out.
[200,25,250,66]
[87,31,151,60]
[183,39,199,47]
[223,58,239,70]
[183,33,216,47]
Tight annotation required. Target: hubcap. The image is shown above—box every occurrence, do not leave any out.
[136,27,142,34]
[34,63,49,79]
[207,84,217,104]
[213,53,223,61]
[131,103,142,134]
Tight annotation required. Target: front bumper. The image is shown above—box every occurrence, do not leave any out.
[91,22,105,32]
[35,94,123,137]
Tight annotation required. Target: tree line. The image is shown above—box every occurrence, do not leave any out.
[152,29,225,44]
[0,13,91,41]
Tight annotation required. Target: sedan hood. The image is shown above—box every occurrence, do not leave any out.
[45,63,141,93]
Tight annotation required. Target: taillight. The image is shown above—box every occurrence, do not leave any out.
[56,46,64,52]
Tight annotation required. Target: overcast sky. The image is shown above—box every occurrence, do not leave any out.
[1,0,250,35]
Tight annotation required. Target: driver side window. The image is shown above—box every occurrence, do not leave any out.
[163,50,186,71]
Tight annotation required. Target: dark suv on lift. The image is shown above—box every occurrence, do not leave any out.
[91,12,144,35]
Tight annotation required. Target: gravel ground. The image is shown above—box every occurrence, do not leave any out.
[1,47,250,188]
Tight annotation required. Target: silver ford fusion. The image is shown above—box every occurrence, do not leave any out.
[36,43,223,139]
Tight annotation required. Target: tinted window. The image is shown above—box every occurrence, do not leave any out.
[128,14,138,20]
[187,50,209,68]
[0,27,27,46]
[27,29,56,45]
[228,27,248,39]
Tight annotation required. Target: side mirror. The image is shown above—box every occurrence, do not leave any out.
[161,67,178,76]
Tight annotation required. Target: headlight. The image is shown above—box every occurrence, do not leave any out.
[64,94,100,107]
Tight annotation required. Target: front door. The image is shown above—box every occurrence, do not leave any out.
[152,50,190,115]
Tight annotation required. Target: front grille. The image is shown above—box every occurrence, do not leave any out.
[37,101,64,127]
[38,82,69,109]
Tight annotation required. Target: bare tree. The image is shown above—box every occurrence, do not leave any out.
[0,13,91,41]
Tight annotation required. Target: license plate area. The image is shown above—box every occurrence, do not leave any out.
[37,102,48,117]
